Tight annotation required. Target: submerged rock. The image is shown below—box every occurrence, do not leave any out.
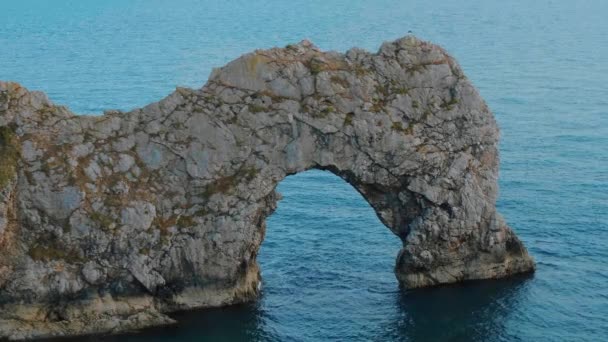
[0,36,534,340]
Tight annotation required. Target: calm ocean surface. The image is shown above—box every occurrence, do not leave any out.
[2,0,607,341]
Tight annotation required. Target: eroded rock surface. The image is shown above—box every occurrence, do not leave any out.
[0,36,534,340]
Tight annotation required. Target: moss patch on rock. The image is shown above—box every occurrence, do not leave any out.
[343,112,355,126]
[202,166,259,197]
[0,125,20,189]
[248,104,267,113]
[28,243,83,263]
[89,211,115,231]
[177,215,196,228]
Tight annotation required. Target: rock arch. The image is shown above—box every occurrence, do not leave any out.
[0,36,534,339]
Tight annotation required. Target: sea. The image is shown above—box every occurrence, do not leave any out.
[1,1,607,341]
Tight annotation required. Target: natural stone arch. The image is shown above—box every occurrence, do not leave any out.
[0,36,534,339]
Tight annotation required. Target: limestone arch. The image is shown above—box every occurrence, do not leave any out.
[194,36,535,292]
[0,35,535,339]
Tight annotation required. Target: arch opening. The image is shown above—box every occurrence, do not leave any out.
[258,169,401,321]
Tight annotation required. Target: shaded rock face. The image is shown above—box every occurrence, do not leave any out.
[0,36,534,340]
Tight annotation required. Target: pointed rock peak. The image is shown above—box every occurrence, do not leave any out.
[297,39,317,49]
[284,39,320,54]
[400,34,422,46]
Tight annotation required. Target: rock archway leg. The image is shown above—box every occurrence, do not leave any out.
[0,35,534,339]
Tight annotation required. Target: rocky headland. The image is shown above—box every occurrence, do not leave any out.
[0,36,534,340]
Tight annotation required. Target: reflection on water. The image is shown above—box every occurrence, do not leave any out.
[382,274,534,341]
[53,303,265,342]
[57,274,533,342]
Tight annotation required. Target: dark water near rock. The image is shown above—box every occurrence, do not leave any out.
[2,0,607,341]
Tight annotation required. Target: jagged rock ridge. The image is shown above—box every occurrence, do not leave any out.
[0,36,534,340]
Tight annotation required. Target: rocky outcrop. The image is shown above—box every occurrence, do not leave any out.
[0,36,534,340]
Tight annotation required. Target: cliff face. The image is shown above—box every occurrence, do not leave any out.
[0,36,534,340]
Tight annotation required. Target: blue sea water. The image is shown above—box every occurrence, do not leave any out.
[2,0,607,341]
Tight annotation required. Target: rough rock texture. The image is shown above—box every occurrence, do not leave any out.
[0,36,534,340]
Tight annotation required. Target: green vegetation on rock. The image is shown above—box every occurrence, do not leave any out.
[202,166,259,197]
[177,215,196,228]
[28,243,83,263]
[248,104,267,113]
[391,121,415,135]
[343,112,355,126]
[0,125,20,189]
[89,211,115,231]
[330,75,349,88]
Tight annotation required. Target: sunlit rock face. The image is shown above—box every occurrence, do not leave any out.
[0,36,534,340]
